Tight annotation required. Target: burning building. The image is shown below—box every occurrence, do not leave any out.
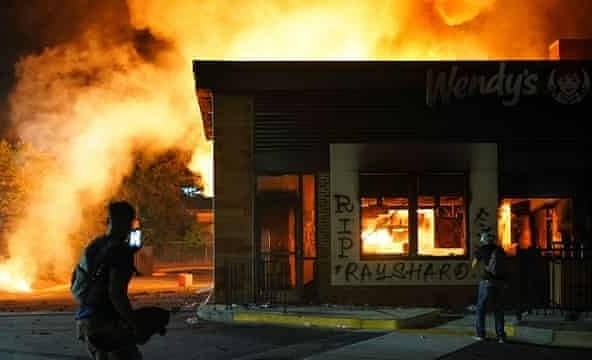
[193,39,592,308]
[2,0,592,302]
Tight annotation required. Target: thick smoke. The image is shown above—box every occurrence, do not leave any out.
[4,1,207,287]
[2,0,592,290]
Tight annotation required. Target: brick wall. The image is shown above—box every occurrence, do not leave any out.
[213,95,255,303]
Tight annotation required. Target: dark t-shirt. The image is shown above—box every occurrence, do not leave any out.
[475,244,501,281]
[76,235,134,320]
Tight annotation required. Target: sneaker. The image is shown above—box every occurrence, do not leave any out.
[472,336,485,341]
[497,337,506,344]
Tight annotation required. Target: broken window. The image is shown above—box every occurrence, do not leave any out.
[361,196,410,255]
[360,174,467,257]
[498,198,573,255]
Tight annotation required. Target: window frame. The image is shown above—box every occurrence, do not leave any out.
[359,172,470,261]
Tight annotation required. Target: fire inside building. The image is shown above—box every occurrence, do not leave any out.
[193,39,592,310]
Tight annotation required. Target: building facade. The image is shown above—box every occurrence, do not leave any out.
[194,39,592,308]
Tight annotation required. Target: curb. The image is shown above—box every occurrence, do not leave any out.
[0,311,76,317]
[197,306,441,331]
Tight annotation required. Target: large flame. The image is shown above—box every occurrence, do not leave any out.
[0,260,32,293]
[498,202,513,252]
[434,0,496,26]
[362,209,465,256]
[0,0,576,292]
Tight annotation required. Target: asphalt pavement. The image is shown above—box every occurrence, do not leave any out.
[0,311,380,360]
[2,311,592,359]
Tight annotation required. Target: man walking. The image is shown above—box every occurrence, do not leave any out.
[73,201,143,359]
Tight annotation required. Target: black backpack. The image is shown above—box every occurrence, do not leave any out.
[70,240,112,304]
[485,246,506,279]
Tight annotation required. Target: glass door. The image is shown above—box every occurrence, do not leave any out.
[256,174,316,303]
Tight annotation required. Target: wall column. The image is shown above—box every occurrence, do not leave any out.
[469,143,499,252]
[213,95,254,303]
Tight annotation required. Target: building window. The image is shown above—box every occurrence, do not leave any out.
[360,174,467,257]
[498,198,573,255]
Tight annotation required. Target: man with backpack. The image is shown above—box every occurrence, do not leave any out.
[471,231,507,343]
[72,201,144,360]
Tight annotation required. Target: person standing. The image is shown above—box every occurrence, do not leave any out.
[471,231,507,343]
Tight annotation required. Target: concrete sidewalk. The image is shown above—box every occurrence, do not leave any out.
[429,312,592,348]
[300,312,592,359]
[197,304,592,349]
[304,331,477,360]
[305,329,592,360]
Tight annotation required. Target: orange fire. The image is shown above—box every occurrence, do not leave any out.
[498,202,513,252]
[0,261,32,293]
[0,0,566,292]
[434,0,496,26]
[498,199,567,253]
[0,272,31,293]
[362,210,410,255]
[362,209,465,256]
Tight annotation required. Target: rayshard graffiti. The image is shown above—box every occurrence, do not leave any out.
[335,262,472,282]
[331,192,478,285]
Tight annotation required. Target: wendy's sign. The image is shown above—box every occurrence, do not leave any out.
[426,62,591,106]
[195,60,592,144]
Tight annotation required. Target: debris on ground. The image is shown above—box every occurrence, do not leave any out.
[185,317,199,326]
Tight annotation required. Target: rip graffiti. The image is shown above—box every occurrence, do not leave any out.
[334,194,354,259]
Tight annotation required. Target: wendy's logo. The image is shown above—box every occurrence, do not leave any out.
[548,68,591,104]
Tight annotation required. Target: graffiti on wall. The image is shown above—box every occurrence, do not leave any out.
[331,191,476,285]
[335,261,471,282]
[328,143,498,286]
[334,194,354,259]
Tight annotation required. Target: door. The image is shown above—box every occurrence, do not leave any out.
[256,174,316,303]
